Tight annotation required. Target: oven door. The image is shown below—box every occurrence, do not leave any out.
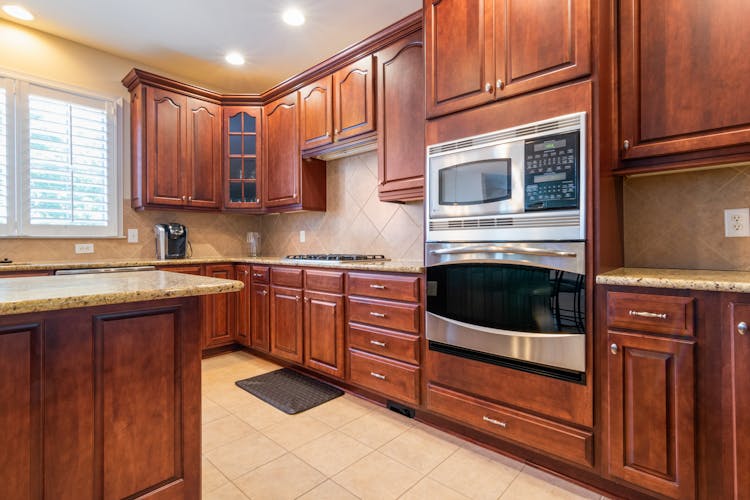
[428,140,525,220]
[425,241,586,380]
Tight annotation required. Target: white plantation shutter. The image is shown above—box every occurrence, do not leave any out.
[0,78,11,232]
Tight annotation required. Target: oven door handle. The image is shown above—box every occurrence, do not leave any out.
[429,245,577,258]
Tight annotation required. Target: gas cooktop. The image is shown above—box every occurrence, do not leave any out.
[284,254,388,262]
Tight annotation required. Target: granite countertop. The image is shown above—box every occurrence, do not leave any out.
[0,256,425,274]
[0,270,243,316]
[596,267,750,293]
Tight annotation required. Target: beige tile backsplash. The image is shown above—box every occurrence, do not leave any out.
[0,151,423,264]
[624,164,750,270]
[260,152,424,261]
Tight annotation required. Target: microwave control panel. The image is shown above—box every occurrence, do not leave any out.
[524,131,579,211]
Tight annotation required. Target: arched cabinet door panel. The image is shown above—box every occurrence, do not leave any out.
[333,55,375,142]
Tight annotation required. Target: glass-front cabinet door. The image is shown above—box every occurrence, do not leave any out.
[223,106,262,210]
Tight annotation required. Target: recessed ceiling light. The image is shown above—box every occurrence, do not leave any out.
[2,4,34,21]
[225,52,245,66]
[282,8,305,26]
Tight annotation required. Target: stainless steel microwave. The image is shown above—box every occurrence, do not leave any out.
[426,113,586,242]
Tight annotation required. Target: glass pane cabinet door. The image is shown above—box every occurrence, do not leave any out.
[224,107,262,209]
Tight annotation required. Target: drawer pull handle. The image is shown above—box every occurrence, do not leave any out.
[482,416,507,428]
[370,371,386,380]
[628,310,668,320]
[370,340,387,347]
[739,321,748,335]
[370,312,386,318]
[369,284,386,289]
[253,273,263,278]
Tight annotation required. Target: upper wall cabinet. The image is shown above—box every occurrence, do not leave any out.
[125,71,222,211]
[424,0,591,119]
[264,93,326,211]
[299,55,376,155]
[377,31,425,202]
[619,0,750,164]
[223,106,263,211]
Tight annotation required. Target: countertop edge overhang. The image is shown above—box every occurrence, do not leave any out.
[597,267,750,293]
[0,270,244,316]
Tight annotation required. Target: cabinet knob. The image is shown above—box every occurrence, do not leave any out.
[739,322,748,335]
[334,128,339,135]
[623,139,631,151]
[496,79,504,90]
[485,82,493,93]
[261,290,268,296]
[610,343,618,355]
[187,196,192,202]
[181,195,186,201]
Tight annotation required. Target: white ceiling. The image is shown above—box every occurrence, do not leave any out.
[1,0,421,93]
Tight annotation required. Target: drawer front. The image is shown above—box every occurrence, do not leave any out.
[348,273,420,302]
[251,265,270,283]
[157,265,202,275]
[607,291,694,336]
[347,297,420,333]
[349,349,419,404]
[427,384,593,467]
[271,267,303,288]
[348,323,420,365]
[305,269,345,293]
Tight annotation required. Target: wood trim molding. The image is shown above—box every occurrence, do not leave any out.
[122,11,422,106]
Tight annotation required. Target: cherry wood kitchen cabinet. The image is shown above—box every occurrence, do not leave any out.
[424,0,591,118]
[619,0,750,163]
[234,265,251,346]
[299,75,334,151]
[124,70,222,210]
[250,265,271,352]
[269,268,304,363]
[263,93,326,211]
[304,270,346,379]
[377,30,425,202]
[224,106,263,211]
[727,300,750,498]
[203,264,236,349]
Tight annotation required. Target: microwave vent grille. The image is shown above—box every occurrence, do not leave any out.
[428,115,583,155]
[429,214,580,231]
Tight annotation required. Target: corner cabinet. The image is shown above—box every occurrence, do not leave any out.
[377,30,425,202]
[424,0,591,118]
[618,0,750,163]
[223,106,263,211]
[264,94,326,211]
[124,71,222,210]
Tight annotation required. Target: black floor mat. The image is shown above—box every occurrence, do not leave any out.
[235,368,344,414]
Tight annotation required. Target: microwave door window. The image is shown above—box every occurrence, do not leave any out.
[438,159,511,206]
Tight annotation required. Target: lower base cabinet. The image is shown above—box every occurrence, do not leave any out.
[270,285,304,363]
[729,300,750,498]
[304,290,345,378]
[251,282,270,351]
[203,264,236,349]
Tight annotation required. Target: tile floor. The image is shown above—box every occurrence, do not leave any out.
[201,351,606,500]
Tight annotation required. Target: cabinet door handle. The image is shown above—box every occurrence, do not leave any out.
[739,321,748,335]
[496,79,504,90]
[187,196,192,202]
[261,290,268,296]
[484,82,493,93]
[369,312,386,318]
[610,343,618,355]
[369,340,387,347]
[628,310,668,320]
[369,284,386,289]
[370,371,386,380]
[295,296,301,302]
[304,297,310,303]
[181,195,186,201]
[623,139,631,151]
[482,416,507,428]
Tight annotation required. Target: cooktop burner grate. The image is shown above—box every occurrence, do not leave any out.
[284,254,388,262]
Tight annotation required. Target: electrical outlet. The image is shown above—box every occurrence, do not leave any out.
[725,208,750,237]
[75,243,94,254]
[299,230,306,243]
[127,228,138,243]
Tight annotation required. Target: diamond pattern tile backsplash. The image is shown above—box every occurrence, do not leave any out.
[260,151,424,261]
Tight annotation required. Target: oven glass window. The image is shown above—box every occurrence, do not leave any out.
[426,263,585,334]
[438,159,511,206]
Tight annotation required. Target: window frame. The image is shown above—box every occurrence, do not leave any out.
[0,73,122,238]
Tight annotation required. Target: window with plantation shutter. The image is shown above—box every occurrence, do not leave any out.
[0,77,121,238]
[0,79,10,231]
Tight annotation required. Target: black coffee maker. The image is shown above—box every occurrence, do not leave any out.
[154,223,188,259]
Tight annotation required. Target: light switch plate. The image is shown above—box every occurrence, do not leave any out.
[127,228,138,243]
[75,243,94,254]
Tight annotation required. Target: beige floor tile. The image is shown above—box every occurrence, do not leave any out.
[231,397,295,430]
[428,447,523,500]
[499,465,600,500]
[297,479,360,500]
[203,382,258,411]
[202,482,250,500]
[202,456,229,494]
[262,413,334,450]
[234,453,326,499]
[379,425,459,474]
[205,432,286,479]
[294,430,373,476]
[203,397,230,424]
[339,409,413,449]
[303,394,373,428]
[202,415,257,452]
[399,477,471,500]
[333,452,422,500]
